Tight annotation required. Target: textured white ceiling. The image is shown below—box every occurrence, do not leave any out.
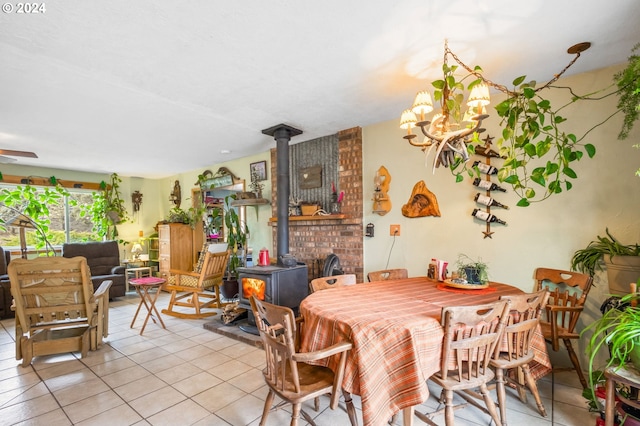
[1,0,639,178]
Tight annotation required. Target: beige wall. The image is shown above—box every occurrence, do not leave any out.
[363,63,640,368]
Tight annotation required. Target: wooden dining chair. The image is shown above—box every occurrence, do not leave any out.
[162,249,230,319]
[415,299,511,426]
[367,268,408,282]
[310,274,357,293]
[534,267,593,389]
[492,289,550,424]
[249,296,357,426]
[8,256,111,366]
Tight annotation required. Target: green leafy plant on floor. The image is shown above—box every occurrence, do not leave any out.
[224,194,249,279]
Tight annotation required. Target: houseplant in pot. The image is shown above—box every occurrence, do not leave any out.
[221,194,249,299]
[455,254,489,284]
[582,289,640,422]
[571,228,640,294]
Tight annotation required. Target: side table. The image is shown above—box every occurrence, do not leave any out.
[604,364,640,426]
[125,266,152,293]
[129,277,166,335]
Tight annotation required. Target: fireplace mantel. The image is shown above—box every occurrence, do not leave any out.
[268,214,347,223]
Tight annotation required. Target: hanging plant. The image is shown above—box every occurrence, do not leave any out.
[79,173,129,241]
[614,42,640,176]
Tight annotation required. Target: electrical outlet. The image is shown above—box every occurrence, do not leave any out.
[390,225,400,236]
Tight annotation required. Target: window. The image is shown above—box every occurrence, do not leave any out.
[0,185,100,248]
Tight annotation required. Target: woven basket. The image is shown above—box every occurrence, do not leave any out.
[301,204,320,216]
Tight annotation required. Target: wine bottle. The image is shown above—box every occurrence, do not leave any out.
[474,193,509,210]
[472,161,498,175]
[472,178,507,193]
[472,208,507,225]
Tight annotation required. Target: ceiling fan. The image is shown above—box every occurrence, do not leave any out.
[0,149,38,164]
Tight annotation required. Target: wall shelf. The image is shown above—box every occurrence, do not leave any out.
[269,214,347,222]
[230,198,270,207]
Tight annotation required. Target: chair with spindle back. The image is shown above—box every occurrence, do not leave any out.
[310,274,357,293]
[492,289,550,424]
[250,296,357,426]
[367,268,408,282]
[534,267,593,388]
[416,300,511,425]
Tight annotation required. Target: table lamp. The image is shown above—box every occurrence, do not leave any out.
[131,243,143,261]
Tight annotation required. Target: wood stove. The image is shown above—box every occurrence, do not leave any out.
[237,264,309,332]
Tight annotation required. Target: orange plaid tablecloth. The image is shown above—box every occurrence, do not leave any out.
[299,277,552,426]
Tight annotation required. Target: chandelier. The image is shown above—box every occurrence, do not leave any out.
[400,41,490,174]
[400,40,591,175]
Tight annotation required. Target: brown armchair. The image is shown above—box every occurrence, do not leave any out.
[62,241,126,298]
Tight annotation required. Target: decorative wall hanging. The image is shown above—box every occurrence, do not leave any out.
[170,180,181,208]
[250,161,267,181]
[470,135,507,238]
[401,181,440,218]
[131,191,143,212]
[298,165,322,189]
[372,166,392,215]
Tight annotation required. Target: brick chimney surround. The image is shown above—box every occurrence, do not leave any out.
[269,127,364,282]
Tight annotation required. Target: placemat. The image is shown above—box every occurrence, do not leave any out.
[436,283,497,295]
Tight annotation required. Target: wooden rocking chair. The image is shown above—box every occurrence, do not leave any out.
[162,250,230,319]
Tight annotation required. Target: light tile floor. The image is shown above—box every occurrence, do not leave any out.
[0,292,598,425]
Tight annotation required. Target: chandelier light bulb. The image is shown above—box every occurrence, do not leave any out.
[411,91,434,120]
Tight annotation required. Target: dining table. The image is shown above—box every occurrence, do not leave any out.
[299,276,552,426]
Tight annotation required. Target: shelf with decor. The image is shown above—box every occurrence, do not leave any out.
[147,234,160,276]
[269,214,347,222]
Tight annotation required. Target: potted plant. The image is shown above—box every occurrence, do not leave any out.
[571,228,640,294]
[582,290,640,419]
[221,194,249,299]
[79,173,129,242]
[455,253,489,284]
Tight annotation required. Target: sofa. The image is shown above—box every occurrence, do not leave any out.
[62,241,126,298]
[0,246,14,319]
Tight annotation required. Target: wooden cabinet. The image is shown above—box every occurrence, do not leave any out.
[158,223,193,281]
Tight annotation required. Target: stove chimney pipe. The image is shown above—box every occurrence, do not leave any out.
[261,124,303,264]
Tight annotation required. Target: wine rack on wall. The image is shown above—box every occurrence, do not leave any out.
[471,135,508,239]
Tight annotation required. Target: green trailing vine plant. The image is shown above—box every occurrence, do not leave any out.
[413,42,640,206]
[615,42,640,175]
[79,173,129,241]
